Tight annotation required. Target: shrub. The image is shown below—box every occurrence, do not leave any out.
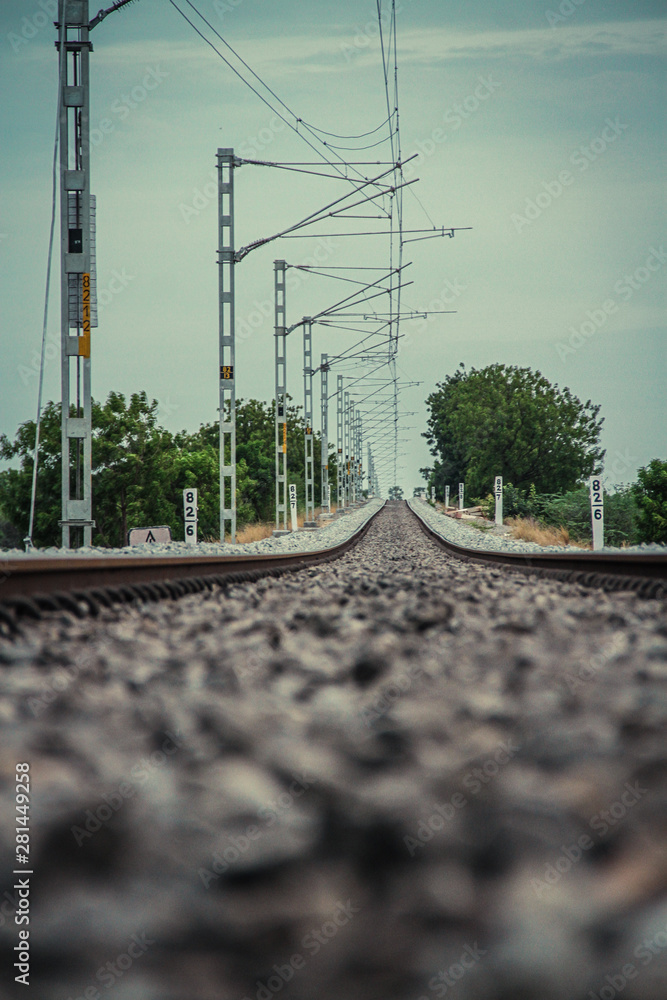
[533,485,640,546]
[632,459,667,543]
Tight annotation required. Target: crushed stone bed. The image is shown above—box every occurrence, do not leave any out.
[409,497,667,556]
[0,500,384,560]
[0,501,665,1000]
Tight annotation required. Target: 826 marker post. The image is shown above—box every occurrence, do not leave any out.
[589,476,604,551]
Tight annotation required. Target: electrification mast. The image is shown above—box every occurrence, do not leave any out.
[320,353,330,515]
[274,260,288,532]
[302,318,316,526]
[336,374,344,512]
[57,0,96,547]
[57,0,137,547]
[217,148,237,542]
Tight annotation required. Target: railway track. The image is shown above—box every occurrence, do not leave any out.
[1,500,664,636]
[1,503,665,999]
[407,499,667,597]
[0,502,385,635]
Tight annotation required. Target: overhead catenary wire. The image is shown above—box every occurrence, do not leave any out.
[235,165,420,260]
[296,115,394,140]
[168,0,448,495]
[167,0,358,183]
[26,42,61,550]
[170,0,384,189]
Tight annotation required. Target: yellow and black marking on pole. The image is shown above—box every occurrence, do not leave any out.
[283,422,287,454]
[78,273,91,358]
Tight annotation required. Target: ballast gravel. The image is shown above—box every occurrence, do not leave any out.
[0,500,384,561]
[0,502,666,1000]
[410,498,667,556]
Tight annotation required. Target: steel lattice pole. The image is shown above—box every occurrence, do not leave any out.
[303,318,316,526]
[59,0,94,547]
[320,354,330,514]
[274,261,288,531]
[217,148,236,542]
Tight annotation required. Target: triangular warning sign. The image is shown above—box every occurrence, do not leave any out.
[146,530,156,543]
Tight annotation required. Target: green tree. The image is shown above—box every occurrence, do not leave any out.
[388,485,404,500]
[0,392,340,548]
[93,391,178,545]
[424,363,604,497]
[632,459,667,543]
[0,400,63,547]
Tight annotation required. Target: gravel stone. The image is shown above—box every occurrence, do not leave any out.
[410,497,667,556]
[0,501,665,999]
[0,500,384,561]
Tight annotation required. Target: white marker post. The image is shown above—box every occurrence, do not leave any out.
[459,482,464,511]
[289,483,298,533]
[494,476,503,526]
[589,476,604,550]
[183,488,198,545]
[445,485,450,509]
[430,485,435,503]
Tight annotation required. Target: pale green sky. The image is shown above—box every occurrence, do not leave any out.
[1,0,665,494]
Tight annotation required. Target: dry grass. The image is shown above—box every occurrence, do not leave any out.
[506,516,590,549]
[235,522,274,543]
[232,507,337,544]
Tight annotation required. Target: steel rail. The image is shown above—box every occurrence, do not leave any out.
[0,504,385,633]
[406,500,667,598]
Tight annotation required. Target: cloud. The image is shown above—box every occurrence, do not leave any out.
[92,17,666,87]
[383,19,667,66]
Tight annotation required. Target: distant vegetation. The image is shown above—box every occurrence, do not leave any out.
[422,363,604,497]
[0,391,336,548]
[421,364,666,545]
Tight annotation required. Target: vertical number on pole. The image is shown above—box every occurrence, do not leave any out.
[289,483,298,533]
[183,488,198,545]
[494,475,503,526]
[589,476,604,550]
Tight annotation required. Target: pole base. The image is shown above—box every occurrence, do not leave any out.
[272,529,291,537]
